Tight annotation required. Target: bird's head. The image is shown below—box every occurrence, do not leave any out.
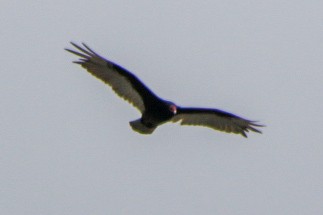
[165,101,177,115]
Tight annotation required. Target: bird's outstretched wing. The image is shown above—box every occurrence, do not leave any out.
[172,107,263,137]
[65,42,158,113]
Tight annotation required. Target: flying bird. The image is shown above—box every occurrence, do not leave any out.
[65,42,263,137]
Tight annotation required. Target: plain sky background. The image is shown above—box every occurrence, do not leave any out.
[1,1,323,214]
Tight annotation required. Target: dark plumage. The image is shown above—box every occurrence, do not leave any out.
[65,42,263,137]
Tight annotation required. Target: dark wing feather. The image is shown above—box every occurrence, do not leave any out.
[172,107,263,137]
[65,42,158,113]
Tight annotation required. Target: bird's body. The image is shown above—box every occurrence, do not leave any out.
[66,42,263,137]
[130,99,175,134]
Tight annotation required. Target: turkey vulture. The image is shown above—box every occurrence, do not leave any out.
[65,42,263,137]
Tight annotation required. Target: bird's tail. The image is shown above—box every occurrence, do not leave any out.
[129,119,156,135]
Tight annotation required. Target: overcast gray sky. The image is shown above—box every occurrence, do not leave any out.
[1,1,323,214]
